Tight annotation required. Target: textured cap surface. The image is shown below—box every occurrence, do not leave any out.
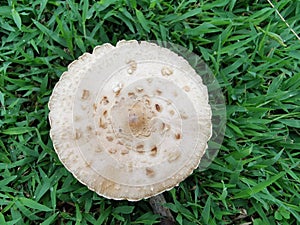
[48,40,212,201]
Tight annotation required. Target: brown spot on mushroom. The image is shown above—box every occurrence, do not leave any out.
[93,103,97,111]
[121,149,129,155]
[181,112,188,119]
[183,85,190,92]
[113,83,123,96]
[155,104,162,112]
[136,144,144,153]
[100,180,116,193]
[81,89,90,100]
[75,129,81,140]
[74,115,81,121]
[169,110,175,116]
[101,96,109,105]
[103,110,107,117]
[168,150,181,162]
[136,144,144,149]
[144,98,151,106]
[99,117,107,129]
[128,92,136,98]
[156,89,162,95]
[136,87,143,92]
[175,133,181,140]
[161,122,166,131]
[161,67,173,76]
[85,161,91,167]
[146,168,155,177]
[106,136,114,142]
[95,147,102,153]
[127,162,133,172]
[150,146,157,156]
[128,101,151,137]
[114,89,121,96]
[126,59,137,74]
[80,105,87,110]
[86,126,93,132]
[166,124,171,130]
[162,123,170,132]
[109,149,117,154]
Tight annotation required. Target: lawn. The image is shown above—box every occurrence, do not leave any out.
[0,0,300,224]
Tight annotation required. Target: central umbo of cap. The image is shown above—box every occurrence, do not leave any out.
[48,40,212,201]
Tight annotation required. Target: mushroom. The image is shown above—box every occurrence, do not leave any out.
[48,40,212,202]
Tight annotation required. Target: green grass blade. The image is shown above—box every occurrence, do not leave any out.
[18,197,52,212]
[234,172,286,199]
[135,9,150,33]
[11,8,21,30]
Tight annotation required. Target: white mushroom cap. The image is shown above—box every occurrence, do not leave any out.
[48,40,212,201]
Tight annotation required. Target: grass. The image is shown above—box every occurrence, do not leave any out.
[0,0,300,224]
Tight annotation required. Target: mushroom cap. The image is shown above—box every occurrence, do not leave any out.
[48,40,212,201]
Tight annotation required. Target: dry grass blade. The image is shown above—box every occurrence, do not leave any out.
[266,0,300,41]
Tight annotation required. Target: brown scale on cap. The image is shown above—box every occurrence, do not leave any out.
[106,136,114,142]
[103,110,108,117]
[75,129,81,140]
[108,149,117,154]
[99,117,107,129]
[136,144,145,153]
[136,87,144,93]
[175,133,181,140]
[128,100,153,137]
[81,89,90,100]
[150,146,158,156]
[155,104,162,112]
[181,112,188,119]
[128,92,136,98]
[121,149,129,155]
[146,168,155,177]
[74,115,81,121]
[93,103,97,111]
[183,85,190,92]
[86,125,92,132]
[168,150,181,162]
[101,96,109,105]
[85,161,91,168]
[126,59,137,74]
[161,67,173,76]
[156,89,162,95]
